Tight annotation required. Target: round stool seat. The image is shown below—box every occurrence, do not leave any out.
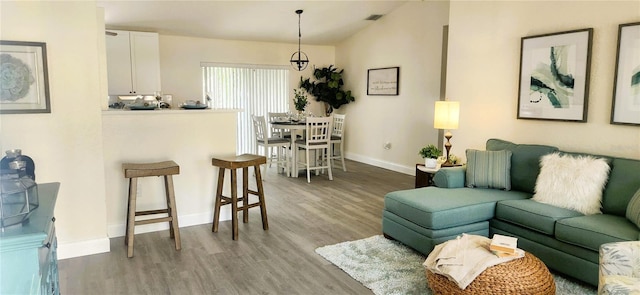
[426,252,556,294]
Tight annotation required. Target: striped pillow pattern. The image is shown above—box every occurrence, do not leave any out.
[626,188,640,229]
[465,149,513,190]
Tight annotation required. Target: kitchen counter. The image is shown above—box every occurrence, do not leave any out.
[102,108,241,115]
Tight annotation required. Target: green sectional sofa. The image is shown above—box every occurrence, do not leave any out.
[382,139,640,286]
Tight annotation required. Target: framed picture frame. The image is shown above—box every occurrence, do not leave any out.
[517,29,593,122]
[367,67,399,96]
[610,22,640,126]
[0,40,50,114]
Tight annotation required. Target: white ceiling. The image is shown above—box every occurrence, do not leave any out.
[98,0,409,46]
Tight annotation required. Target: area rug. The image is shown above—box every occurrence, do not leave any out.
[315,235,597,295]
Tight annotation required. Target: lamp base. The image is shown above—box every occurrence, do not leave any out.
[442,131,453,167]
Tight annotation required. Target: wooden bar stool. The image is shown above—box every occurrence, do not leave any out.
[123,160,181,258]
[211,154,268,240]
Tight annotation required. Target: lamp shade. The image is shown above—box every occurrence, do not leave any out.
[433,101,460,130]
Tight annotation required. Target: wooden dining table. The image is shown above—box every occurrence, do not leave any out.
[270,120,306,177]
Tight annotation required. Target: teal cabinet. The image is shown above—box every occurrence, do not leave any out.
[0,183,60,295]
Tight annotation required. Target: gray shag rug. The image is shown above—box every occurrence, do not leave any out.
[315,235,597,295]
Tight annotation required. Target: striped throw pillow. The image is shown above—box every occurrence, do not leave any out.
[465,149,513,190]
[627,188,640,229]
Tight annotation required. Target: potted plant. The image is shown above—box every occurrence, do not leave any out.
[299,65,355,116]
[293,88,309,114]
[419,144,442,168]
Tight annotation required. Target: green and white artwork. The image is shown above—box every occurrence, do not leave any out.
[518,29,592,122]
[529,45,576,108]
[611,22,640,125]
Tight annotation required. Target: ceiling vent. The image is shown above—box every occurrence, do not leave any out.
[365,14,384,21]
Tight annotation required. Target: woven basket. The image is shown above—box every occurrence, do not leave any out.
[426,252,556,295]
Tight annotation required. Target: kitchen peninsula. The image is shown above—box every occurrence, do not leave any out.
[101,108,240,238]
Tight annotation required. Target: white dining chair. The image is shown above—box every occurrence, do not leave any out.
[329,114,347,172]
[252,115,290,176]
[295,116,333,183]
[267,112,291,139]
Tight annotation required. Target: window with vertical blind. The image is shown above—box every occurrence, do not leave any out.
[201,63,289,154]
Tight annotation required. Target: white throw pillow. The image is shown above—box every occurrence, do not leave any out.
[532,153,610,215]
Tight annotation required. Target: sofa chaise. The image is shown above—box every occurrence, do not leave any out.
[382,138,640,286]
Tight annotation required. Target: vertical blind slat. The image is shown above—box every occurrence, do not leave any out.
[202,65,289,154]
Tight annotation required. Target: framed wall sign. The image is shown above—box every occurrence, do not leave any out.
[517,29,593,122]
[610,22,640,126]
[367,67,399,96]
[0,40,50,114]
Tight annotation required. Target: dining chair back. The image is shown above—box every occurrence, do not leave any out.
[294,116,333,183]
[330,114,347,171]
[267,112,291,139]
[251,115,289,176]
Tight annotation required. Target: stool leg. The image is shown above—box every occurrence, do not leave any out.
[125,178,132,246]
[231,168,239,240]
[126,177,138,258]
[164,175,175,239]
[212,167,225,233]
[242,166,249,223]
[165,175,181,251]
[254,164,269,231]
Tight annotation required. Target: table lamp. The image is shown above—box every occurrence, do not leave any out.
[433,101,460,167]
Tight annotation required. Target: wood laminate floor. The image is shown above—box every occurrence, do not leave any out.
[58,160,415,294]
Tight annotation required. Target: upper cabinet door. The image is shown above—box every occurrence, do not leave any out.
[129,31,161,95]
[106,30,134,95]
[105,30,161,95]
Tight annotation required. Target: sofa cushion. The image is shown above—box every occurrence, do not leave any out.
[383,187,530,230]
[532,153,610,215]
[555,215,639,252]
[495,199,583,235]
[626,188,640,229]
[465,149,512,190]
[602,157,640,216]
[486,138,558,194]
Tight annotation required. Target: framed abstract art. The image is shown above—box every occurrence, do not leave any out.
[0,40,50,114]
[610,22,640,126]
[517,29,593,122]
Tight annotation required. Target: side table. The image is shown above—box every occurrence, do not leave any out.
[415,164,440,188]
[415,163,464,188]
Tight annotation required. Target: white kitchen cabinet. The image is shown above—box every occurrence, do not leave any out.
[106,30,161,95]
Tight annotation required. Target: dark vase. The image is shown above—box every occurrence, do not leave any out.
[0,149,36,180]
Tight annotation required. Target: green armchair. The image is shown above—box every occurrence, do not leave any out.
[599,241,640,294]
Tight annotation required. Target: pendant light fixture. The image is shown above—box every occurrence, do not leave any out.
[290,9,309,71]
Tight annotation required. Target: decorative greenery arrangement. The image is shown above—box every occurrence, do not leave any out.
[293,88,309,112]
[439,154,459,164]
[419,144,442,159]
[299,65,355,115]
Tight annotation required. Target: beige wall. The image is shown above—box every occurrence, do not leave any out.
[102,111,238,237]
[158,35,335,116]
[446,1,640,160]
[335,1,450,173]
[0,1,110,258]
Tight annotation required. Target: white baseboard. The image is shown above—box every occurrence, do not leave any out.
[345,152,415,176]
[57,237,110,260]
